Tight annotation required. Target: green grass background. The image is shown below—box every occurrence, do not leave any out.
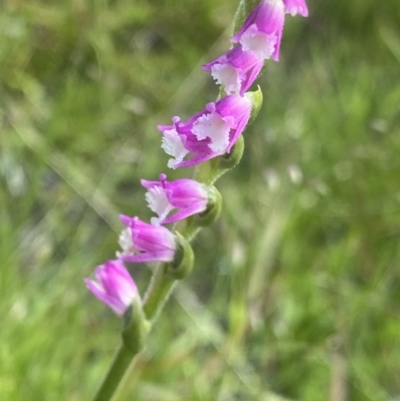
[1,0,400,400]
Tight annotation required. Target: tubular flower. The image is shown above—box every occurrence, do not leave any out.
[141,173,209,225]
[84,260,138,315]
[117,215,176,263]
[159,94,251,169]
[202,45,264,95]
[282,0,308,17]
[231,0,285,62]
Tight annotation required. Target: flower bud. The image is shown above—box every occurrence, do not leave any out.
[84,260,138,316]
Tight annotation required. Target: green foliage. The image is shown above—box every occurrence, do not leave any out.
[1,0,400,400]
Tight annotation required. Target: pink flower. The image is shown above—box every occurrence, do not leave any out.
[84,260,138,315]
[159,94,251,168]
[202,45,264,95]
[117,215,176,263]
[282,0,308,17]
[231,0,285,61]
[141,173,209,224]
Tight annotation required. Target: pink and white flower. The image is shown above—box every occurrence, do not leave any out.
[283,0,308,17]
[141,173,209,224]
[231,0,285,62]
[159,94,251,169]
[84,260,138,315]
[117,215,176,263]
[202,45,264,95]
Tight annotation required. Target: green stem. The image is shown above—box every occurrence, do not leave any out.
[93,298,148,401]
[93,345,136,401]
[143,263,176,320]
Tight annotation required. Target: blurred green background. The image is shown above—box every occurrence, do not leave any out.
[1,0,400,400]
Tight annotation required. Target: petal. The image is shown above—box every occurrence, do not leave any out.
[145,186,174,219]
[121,249,175,263]
[84,260,137,315]
[161,201,208,224]
[131,219,176,253]
[165,179,208,208]
[210,63,242,94]
[192,112,231,153]
[85,278,126,315]
[283,0,308,17]
[232,0,285,61]
[173,149,220,168]
[161,129,190,165]
[240,26,278,60]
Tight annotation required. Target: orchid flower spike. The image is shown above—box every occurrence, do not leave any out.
[84,260,138,315]
[231,0,285,62]
[202,45,264,95]
[159,94,251,169]
[282,0,308,17]
[117,215,176,263]
[141,173,209,225]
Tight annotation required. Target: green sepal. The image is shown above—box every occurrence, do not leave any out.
[193,186,222,227]
[167,232,194,280]
[121,297,150,354]
[245,86,263,122]
[194,136,245,186]
[216,136,245,174]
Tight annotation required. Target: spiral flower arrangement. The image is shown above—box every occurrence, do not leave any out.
[85,1,308,399]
